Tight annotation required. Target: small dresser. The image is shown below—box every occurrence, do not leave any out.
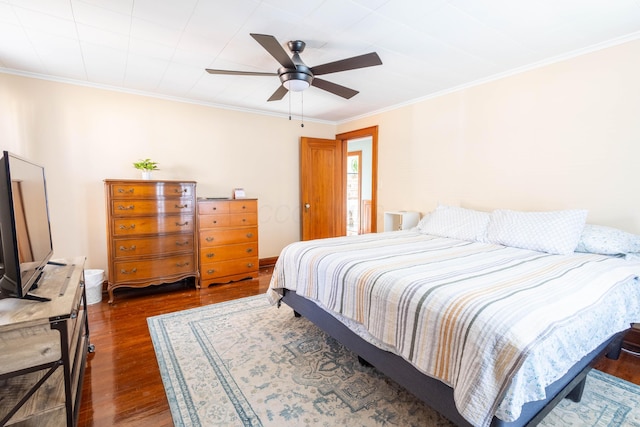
[104,179,198,303]
[198,198,259,287]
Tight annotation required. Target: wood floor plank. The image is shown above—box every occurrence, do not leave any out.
[77,267,640,426]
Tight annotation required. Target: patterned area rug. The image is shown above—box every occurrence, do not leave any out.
[147,295,640,427]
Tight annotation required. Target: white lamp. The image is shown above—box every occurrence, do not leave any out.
[283,78,310,92]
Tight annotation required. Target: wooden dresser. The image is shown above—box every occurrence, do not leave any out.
[198,198,258,287]
[104,180,198,303]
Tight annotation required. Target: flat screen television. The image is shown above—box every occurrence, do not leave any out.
[0,151,54,300]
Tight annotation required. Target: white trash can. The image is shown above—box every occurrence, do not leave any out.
[84,269,104,305]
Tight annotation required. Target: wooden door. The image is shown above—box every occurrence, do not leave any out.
[300,137,346,240]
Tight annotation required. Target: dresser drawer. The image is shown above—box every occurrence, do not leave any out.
[198,214,231,228]
[198,200,230,215]
[199,242,258,263]
[229,200,257,214]
[113,254,195,283]
[111,198,194,216]
[113,235,194,259]
[112,215,194,236]
[200,257,259,280]
[229,212,257,227]
[110,182,194,199]
[199,227,258,246]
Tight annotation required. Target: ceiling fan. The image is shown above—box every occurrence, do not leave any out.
[205,33,383,102]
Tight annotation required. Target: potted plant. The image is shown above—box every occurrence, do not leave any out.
[133,158,159,179]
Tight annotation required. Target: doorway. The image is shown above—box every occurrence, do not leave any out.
[338,127,377,234]
[300,126,378,241]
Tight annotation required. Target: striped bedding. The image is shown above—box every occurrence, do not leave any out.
[266,231,640,427]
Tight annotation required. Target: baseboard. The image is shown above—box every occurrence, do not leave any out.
[259,257,278,268]
[623,328,640,353]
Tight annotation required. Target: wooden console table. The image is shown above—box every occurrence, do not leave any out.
[0,257,92,426]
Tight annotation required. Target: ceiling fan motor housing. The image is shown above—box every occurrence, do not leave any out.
[279,65,313,91]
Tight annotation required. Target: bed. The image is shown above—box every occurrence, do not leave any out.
[266,206,640,427]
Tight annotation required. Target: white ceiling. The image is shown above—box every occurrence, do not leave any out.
[2,0,640,123]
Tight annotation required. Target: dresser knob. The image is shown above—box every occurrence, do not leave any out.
[175,204,188,209]
[247,263,254,268]
[176,262,190,267]
[117,188,134,194]
[246,248,253,253]
[119,224,136,230]
[206,253,215,258]
[176,241,189,246]
[119,245,136,251]
[207,269,216,274]
[246,233,253,238]
[206,237,214,242]
[120,268,137,274]
[176,221,189,227]
[117,204,135,210]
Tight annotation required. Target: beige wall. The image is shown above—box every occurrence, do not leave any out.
[0,74,336,275]
[2,38,640,279]
[339,38,640,233]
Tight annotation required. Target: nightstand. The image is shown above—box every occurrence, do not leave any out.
[384,211,420,232]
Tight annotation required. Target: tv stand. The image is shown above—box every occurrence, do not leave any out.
[0,256,91,426]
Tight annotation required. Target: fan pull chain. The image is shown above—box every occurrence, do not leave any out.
[301,92,304,127]
[288,90,292,121]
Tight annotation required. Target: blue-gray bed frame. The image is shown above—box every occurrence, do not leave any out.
[281,289,626,427]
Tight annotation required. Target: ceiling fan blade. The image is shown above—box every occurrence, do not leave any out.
[267,85,289,102]
[311,78,359,99]
[250,33,296,69]
[205,69,277,76]
[310,52,382,76]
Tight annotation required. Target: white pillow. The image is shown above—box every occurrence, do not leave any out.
[487,209,588,255]
[418,205,490,242]
[575,224,640,256]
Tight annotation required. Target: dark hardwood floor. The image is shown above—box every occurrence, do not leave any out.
[78,267,640,426]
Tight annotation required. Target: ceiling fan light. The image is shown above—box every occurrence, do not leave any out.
[283,79,310,92]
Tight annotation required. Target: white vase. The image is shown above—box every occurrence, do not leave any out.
[141,171,152,180]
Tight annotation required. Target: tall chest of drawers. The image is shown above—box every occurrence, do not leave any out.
[104,180,198,303]
[198,198,259,287]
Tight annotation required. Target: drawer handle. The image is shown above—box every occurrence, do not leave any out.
[117,188,134,194]
[206,253,215,258]
[247,263,254,268]
[206,237,214,242]
[176,221,189,227]
[175,188,188,194]
[246,233,253,238]
[119,245,136,251]
[212,207,217,211]
[176,262,190,267]
[118,204,135,210]
[119,224,136,230]
[212,220,217,224]
[242,218,247,222]
[207,269,216,274]
[120,268,137,274]
[175,204,188,209]
[242,205,247,210]
[246,248,253,253]
[176,241,190,246]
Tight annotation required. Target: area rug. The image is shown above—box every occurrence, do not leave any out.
[147,295,640,427]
